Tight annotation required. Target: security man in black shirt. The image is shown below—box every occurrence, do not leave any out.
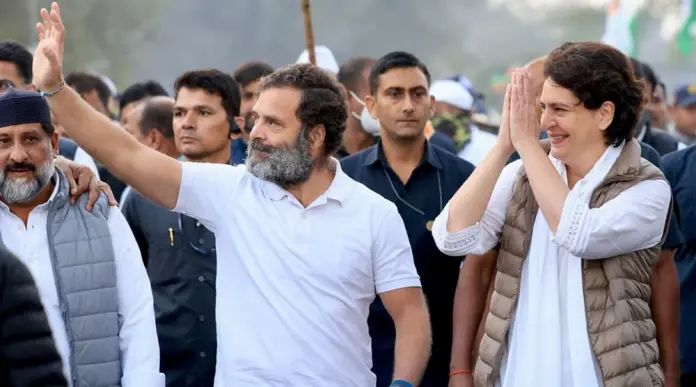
[341,51,475,387]
[121,70,245,386]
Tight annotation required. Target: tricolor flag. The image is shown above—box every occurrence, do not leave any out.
[661,0,696,57]
[676,0,696,56]
[601,0,642,56]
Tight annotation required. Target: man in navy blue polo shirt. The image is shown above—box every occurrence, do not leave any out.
[662,145,696,386]
[341,51,475,387]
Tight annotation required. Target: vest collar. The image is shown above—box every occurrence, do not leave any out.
[50,168,72,208]
[539,138,642,180]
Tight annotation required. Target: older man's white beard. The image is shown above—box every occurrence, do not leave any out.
[245,134,314,188]
[0,159,55,204]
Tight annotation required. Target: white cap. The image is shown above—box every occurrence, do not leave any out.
[430,80,474,111]
[295,46,339,74]
[98,74,118,97]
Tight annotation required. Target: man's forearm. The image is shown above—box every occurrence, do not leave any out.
[451,252,497,371]
[392,309,432,385]
[651,249,681,381]
[47,86,182,209]
[447,144,512,233]
[515,140,569,232]
[47,86,140,177]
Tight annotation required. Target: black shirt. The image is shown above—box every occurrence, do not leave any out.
[0,247,67,387]
[661,145,696,374]
[638,142,684,250]
[121,191,217,387]
[341,140,475,387]
[642,123,682,156]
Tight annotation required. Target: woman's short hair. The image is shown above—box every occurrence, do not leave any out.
[544,42,644,147]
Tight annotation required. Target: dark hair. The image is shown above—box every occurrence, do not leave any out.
[544,42,644,147]
[65,72,112,110]
[174,69,241,121]
[259,63,347,156]
[369,51,431,95]
[657,81,667,96]
[0,42,33,84]
[640,61,658,94]
[140,99,174,139]
[338,57,376,93]
[232,62,275,88]
[119,81,168,111]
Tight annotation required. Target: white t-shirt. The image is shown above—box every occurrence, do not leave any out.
[174,160,421,387]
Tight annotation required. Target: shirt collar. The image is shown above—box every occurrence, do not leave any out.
[178,154,236,166]
[362,138,443,170]
[262,157,354,206]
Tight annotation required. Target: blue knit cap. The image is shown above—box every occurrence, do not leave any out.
[0,89,51,129]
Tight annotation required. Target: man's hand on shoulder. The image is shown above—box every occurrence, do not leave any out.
[55,155,117,210]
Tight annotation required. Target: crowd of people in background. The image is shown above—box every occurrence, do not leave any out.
[0,2,695,387]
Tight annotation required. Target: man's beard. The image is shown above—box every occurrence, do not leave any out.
[245,128,314,188]
[0,157,54,204]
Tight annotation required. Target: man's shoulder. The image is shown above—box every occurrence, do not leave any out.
[339,146,378,180]
[662,145,696,175]
[431,144,475,178]
[638,141,661,168]
[72,192,111,218]
[343,172,399,214]
[126,189,163,210]
[652,127,680,144]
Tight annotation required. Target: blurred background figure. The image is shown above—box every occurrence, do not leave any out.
[0,247,67,387]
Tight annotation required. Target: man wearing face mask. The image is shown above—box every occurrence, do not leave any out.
[430,80,498,166]
[630,58,686,155]
[336,57,380,158]
[341,51,475,387]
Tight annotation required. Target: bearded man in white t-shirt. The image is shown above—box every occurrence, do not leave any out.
[33,3,432,386]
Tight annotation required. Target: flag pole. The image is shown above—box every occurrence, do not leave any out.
[300,0,316,65]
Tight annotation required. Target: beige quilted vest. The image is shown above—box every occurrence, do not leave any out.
[474,139,668,387]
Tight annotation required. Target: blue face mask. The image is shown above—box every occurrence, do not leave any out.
[349,91,381,136]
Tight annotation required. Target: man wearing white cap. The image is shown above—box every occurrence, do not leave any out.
[295,45,339,74]
[430,80,497,166]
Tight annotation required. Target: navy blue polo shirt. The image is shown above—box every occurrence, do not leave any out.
[230,138,247,165]
[639,142,684,250]
[429,130,458,154]
[661,145,696,374]
[341,140,475,387]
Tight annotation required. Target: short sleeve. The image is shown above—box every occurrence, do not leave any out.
[174,162,246,233]
[372,205,421,294]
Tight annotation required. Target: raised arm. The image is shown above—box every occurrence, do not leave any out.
[33,3,181,209]
[445,79,514,234]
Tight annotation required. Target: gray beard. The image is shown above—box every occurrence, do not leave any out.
[0,159,55,204]
[245,131,314,188]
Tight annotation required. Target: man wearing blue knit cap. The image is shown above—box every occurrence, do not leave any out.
[0,89,165,387]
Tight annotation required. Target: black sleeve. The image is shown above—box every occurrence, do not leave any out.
[0,249,67,387]
[121,193,150,267]
[639,143,685,250]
